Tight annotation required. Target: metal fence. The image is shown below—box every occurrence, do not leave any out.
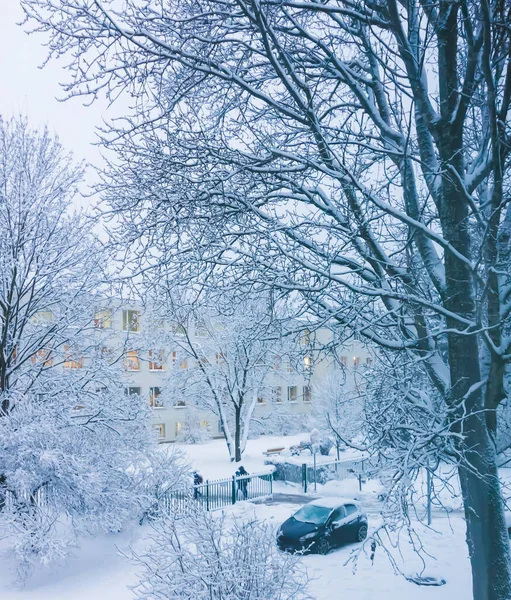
[267,455,368,492]
[303,457,366,493]
[160,470,274,515]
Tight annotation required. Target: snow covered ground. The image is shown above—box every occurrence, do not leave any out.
[0,435,476,600]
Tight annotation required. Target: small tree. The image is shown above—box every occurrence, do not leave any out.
[153,291,290,462]
[130,509,311,600]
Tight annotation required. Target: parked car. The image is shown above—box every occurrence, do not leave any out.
[276,497,368,555]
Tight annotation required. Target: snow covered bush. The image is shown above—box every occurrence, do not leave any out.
[131,509,311,600]
[174,407,212,444]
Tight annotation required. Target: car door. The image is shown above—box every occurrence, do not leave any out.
[328,506,347,546]
[343,503,360,539]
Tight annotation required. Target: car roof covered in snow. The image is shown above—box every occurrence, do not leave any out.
[307,497,359,509]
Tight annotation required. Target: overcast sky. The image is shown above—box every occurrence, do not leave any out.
[0,0,110,182]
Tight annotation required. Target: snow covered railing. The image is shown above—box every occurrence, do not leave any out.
[159,469,275,515]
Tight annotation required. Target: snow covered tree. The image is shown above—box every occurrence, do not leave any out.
[0,118,183,579]
[130,509,311,600]
[20,1,511,597]
[146,290,290,462]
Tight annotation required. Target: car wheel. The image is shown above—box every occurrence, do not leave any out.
[357,525,368,542]
[316,538,330,555]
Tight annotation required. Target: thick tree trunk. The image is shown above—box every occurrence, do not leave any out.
[234,406,242,463]
[457,428,511,600]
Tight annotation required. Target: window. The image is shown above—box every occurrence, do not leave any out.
[353,356,360,367]
[101,346,114,364]
[180,359,187,370]
[217,421,224,434]
[273,355,281,370]
[288,386,297,403]
[272,386,282,403]
[32,311,54,323]
[94,310,112,329]
[215,353,225,365]
[301,329,311,346]
[366,357,373,366]
[175,422,184,436]
[257,395,265,404]
[195,316,208,337]
[64,345,83,369]
[304,355,312,374]
[340,356,347,366]
[286,360,293,373]
[175,397,186,408]
[124,350,140,371]
[345,504,358,516]
[200,420,209,429]
[149,387,163,408]
[303,386,312,402]
[31,348,52,367]
[126,387,141,396]
[122,309,141,332]
[149,349,165,371]
[330,506,346,522]
[153,423,165,440]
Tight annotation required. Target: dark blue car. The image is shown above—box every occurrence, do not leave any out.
[276,497,368,555]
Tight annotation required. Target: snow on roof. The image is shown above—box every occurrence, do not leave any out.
[308,497,359,509]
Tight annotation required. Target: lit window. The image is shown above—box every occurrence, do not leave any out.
[272,386,282,403]
[200,420,209,429]
[64,345,83,369]
[288,386,297,403]
[353,356,360,367]
[301,329,310,346]
[303,386,312,402]
[31,348,52,367]
[304,355,312,374]
[126,387,141,396]
[149,387,163,408]
[149,349,165,371]
[94,310,112,329]
[366,357,373,366]
[153,423,165,439]
[257,395,265,404]
[122,310,141,332]
[180,359,187,370]
[340,356,347,366]
[124,350,140,371]
[175,422,184,436]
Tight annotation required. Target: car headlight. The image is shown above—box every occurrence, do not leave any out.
[299,532,317,542]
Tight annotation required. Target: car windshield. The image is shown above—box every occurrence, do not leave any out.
[293,504,332,525]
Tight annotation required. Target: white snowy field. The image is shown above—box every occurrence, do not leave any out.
[0,501,472,600]
[0,435,480,600]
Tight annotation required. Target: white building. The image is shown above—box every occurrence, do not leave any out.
[90,304,373,443]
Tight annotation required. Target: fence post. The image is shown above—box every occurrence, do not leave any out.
[302,463,307,494]
[206,480,210,512]
[427,468,432,525]
[270,472,273,496]
[232,475,236,505]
